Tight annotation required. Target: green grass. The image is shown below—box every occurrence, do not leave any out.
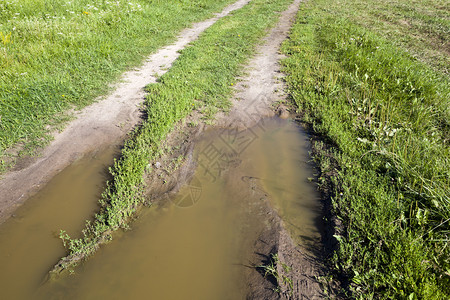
[0,0,237,171]
[318,0,450,76]
[53,0,294,273]
[282,0,449,298]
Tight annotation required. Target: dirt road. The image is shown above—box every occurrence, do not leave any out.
[1,0,325,298]
[0,0,250,225]
[214,0,323,298]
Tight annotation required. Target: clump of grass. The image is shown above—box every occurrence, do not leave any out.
[0,0,237,172]
[282,0,449,298]
[259,253,294,295]
[52,0,294,274]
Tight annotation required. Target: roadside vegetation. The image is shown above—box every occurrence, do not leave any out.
[0,0,237,172]
[320,0,449,76]
[53,0,293,273]
[282,0,449,298]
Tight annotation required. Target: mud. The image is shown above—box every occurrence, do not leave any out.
[0,0,250,226]
[212,0,325,298]
[0,146,118,299]
[204,119,323,300]
[18,118,321,300]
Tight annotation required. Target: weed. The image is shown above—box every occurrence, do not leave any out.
[259,253,294,295]
[0,31,12,45]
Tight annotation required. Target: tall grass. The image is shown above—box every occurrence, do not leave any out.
[319,0,450,76]
[53,0,294,273]
[282,0,449,298]
[0,0,236,171]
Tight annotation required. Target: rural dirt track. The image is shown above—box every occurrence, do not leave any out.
[1,0,325,298]
[0,0,250,225]
[214,0,323,298]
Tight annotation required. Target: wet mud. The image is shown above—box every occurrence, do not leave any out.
[0,146,119,299]
[0,118,323,299]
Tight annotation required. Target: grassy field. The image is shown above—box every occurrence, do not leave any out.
[321,0,449,76]
[0,0,237,172]
[54,0,294,273]
[282,0,449,298]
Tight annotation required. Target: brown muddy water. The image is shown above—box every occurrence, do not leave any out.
[0,146,119,299]
[0,117,321,299]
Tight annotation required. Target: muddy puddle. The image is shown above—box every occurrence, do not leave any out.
[0,146,119,299]
[0,117,321,299]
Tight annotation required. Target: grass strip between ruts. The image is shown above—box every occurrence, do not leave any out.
[0,0,237,171]
[281,0,449,298]
[53,0,294,274]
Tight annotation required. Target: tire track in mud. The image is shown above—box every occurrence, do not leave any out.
[212,0,325,298]
[0,0,250,225]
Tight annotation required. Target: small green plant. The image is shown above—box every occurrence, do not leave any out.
[260,253,279,279]
[188,121,198,127]
[259,253,294,294]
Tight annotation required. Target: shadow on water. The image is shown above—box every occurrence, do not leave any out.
[0,117,324,299]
